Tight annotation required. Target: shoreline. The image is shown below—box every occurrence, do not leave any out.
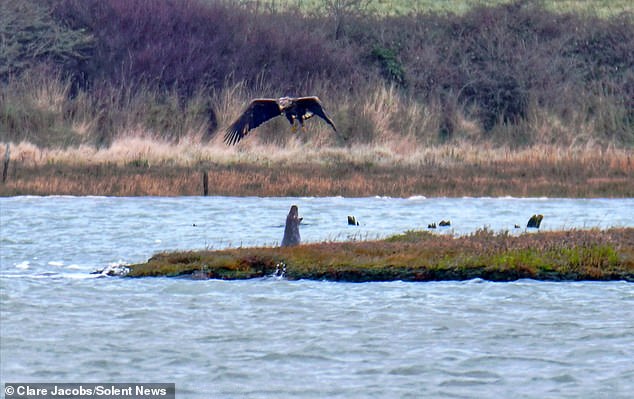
[122,228,634,282]
[2,160,632,197]
[2,141,632,198]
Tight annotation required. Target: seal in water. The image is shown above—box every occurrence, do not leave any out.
[281,205,302,247]
[527,214,544,228]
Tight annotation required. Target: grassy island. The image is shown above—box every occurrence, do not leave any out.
[125,228,634,282]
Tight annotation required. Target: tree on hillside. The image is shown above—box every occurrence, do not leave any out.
[322,0,370,39]
[0,0,93,81]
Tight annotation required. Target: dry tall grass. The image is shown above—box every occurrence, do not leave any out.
[4,69,631,149]
[4,135,632,170]
[2,71,633,197]
[2,136,632,197]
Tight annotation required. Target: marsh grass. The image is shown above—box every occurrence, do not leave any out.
[3,70,631,154]
[1,73,212,147]
[0,138,634,197]
[2,136,632,197]
[126,228,634,281]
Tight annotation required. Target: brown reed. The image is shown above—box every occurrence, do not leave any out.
[1,140,632,197]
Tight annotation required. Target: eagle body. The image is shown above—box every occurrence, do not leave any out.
[224,96,336,145]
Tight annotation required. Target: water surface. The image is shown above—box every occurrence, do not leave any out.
[2,196,632,274]
[1,196,633,398]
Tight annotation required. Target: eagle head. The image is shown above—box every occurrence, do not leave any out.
[278,97,293,109]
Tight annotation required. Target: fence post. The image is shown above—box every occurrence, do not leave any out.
[2,144,9,184]
[202,171,209,196]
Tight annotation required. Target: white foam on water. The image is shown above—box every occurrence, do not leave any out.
[15,261,29,270]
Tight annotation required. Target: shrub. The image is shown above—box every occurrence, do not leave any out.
[0,0,93,82]
[1,0,631,148]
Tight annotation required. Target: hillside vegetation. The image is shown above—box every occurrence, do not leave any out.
[1,0,633,157]
[238,0,633,17]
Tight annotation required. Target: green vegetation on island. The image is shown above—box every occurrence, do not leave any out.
[125,228,634,282]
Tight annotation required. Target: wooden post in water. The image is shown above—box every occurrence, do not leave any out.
[202,171,209,196]
[2,144,9,184]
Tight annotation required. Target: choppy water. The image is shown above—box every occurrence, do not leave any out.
[1,196,633,398]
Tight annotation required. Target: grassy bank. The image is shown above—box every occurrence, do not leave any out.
[2,0,633,149]
[2,0,632,197]
[1,141,632,197]
[124,228,634,282]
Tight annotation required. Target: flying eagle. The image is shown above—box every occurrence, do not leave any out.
[224,96,337,145]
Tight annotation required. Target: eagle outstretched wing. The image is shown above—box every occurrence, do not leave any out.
[224,99,282,145]
[295,96,337,132]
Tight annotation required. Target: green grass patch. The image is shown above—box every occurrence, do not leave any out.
[125,228,634,282]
